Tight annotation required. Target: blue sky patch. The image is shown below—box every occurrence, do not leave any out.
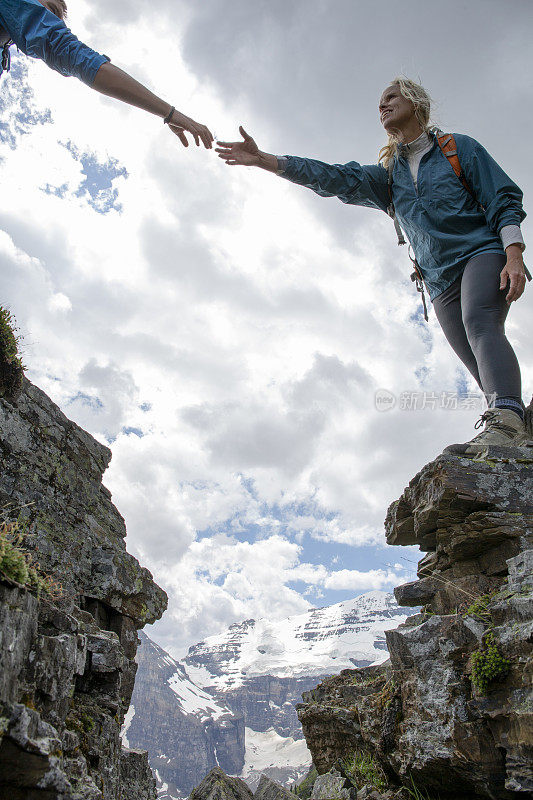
[122,426,144,438]
[455,369,470,398]
[41,182,69,199]
[61,140,128,214]
[0,60,52,149]
[67,391,104,411]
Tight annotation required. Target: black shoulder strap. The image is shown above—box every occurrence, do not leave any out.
[387,159,406,246]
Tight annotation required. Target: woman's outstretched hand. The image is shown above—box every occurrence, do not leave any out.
[215,127,278,172]
[216,126,260,165]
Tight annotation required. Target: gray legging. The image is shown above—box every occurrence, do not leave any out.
[432,253,522,406]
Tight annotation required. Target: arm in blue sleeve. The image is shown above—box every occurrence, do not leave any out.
[456,134,526,234]
[0,0,108,85]
[281,155,390,212]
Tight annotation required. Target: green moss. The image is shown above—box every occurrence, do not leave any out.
[79,712,95,732]
[0,518,63,598]
[471,632,511,695]
[343,750,387,792]
[138,601,150,623]
[0,306,24,399]
[65,716,82,733]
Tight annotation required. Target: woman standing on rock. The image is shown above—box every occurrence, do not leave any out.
[216,77,530,454]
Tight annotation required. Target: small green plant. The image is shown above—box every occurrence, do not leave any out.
[0,306,24,398]
[378,677,396,710]
[463,590,501,622]
[404,774,441,799]
[292,766,318,799]
[343,750,387,792]
[471,632,510,695]
[0,518,63,598]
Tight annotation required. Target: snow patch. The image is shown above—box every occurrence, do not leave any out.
[240,727,311,776]
[167,671,229,720]
[120,704,135,747]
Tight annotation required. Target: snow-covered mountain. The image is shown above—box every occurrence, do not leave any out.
[125,592,410,797]
[184,591,405,688]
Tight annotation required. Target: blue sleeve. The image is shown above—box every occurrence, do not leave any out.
[281,155,390,212]
[455,134,526,234]
[0,0,108,85]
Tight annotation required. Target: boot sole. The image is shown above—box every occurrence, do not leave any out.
[444,439,533,457]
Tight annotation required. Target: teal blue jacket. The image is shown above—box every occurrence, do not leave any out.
[0,0,108,85]
[281,133,525,300]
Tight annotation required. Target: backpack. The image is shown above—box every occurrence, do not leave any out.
[387,132,531,321]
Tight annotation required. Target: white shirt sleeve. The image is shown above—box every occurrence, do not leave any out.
[500,224,525,251]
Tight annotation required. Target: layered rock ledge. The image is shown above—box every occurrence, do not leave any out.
[297,441,533,799]
[0,378,167,799]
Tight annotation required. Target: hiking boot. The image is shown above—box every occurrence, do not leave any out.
[444,408,530,455]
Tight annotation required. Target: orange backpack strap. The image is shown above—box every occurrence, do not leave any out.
[437,133,478,203]
[437,133,532,284]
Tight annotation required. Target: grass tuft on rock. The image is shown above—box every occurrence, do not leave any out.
[0,516,63,598]
[343,750,387,791]
[0,305,24,399]
[405,775,441,799]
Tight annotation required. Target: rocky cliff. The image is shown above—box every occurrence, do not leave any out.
[125,632,245,797]
[0,377,168,798]
[296,439,533,798]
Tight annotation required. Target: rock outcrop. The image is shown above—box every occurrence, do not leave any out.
[254,774,295,800]
[189,769,304,800]
[189,767,253,800]
[0,378,167,798]
[297,442,533,799]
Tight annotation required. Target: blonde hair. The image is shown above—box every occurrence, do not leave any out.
[378,77,438,169]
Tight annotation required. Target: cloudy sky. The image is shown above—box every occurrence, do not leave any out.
[1,0,532,658]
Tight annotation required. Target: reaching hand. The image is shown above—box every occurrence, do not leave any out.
[167,110,214,149]
[215,126,261,166]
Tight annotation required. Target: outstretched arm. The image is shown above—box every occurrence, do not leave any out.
[216,127,390,212]
[92,63,212,148]
[0,0,213,148]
